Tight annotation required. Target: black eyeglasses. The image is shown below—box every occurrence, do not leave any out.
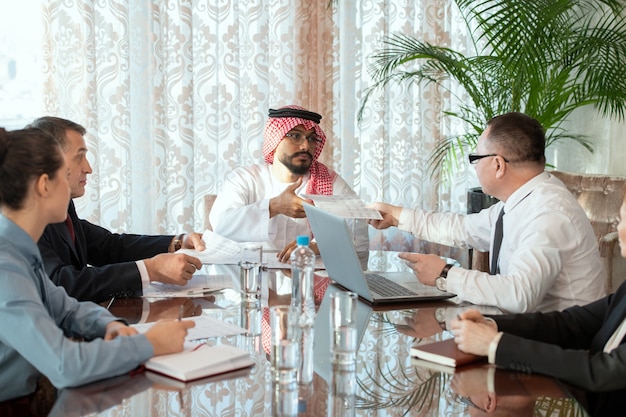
[468,153,510,164]
[284,132,322,146]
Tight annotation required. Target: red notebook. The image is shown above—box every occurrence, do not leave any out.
[410,338,484,368]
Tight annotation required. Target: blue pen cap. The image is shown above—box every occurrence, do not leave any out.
[296,235,309,246]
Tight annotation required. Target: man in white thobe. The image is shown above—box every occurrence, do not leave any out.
[210,105,369,263]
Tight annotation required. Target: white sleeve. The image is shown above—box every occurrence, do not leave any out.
[209,168,273,243]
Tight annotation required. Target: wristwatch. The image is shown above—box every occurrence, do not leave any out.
[172,233,185,252]
[435,263,454,292]
[435,307,447,330]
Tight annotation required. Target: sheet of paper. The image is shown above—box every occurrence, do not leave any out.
[177,230,242,264]
[143,274,234,298]
[263,251,325,270]
[301,195,383,220]
[131,315,247,341]
[177,230,325,269]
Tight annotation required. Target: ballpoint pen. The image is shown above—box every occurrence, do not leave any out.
[178,304,184,321]
[186,287,225,296]
[105,296,115,310]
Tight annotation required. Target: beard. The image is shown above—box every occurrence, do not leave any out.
[278,151,313,175]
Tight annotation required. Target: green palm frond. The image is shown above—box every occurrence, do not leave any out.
[359,0,626,181]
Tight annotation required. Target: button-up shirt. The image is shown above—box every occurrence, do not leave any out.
[398,172,606,313]
[0,214,153,401]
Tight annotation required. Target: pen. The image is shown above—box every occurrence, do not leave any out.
[187,288,225,296]
[178,305,184,321]
[191,343,206,352]
[105,296,115,310]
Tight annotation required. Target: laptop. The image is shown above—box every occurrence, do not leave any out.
[304,204,456,305]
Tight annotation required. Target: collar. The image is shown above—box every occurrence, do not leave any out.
[501,171,549,213]
[0,214,42,267]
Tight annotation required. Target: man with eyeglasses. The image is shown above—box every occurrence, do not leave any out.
[369,112,605,313]
[210,105,369,262]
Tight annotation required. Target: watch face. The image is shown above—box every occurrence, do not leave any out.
[435,308,445,322]
[436,277,447,292]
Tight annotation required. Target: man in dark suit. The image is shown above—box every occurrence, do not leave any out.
[450,190,626,415]
[29,117,204,303]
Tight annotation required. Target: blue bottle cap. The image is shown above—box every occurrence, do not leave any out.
[296,235,309,246]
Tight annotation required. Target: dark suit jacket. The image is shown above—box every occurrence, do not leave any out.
[38,201,173,303]
[493,280,626,415]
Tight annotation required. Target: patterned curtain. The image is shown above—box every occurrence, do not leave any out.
[41,0,475,235]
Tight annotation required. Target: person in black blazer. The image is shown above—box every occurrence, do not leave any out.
[450,191,626,415]
[30,117,205,303]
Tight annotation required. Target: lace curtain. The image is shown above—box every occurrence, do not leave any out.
[41,0,470,234]
[41,0,626,235]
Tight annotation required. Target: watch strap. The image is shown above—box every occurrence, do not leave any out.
[440,263,454,278]
[172,233,185,252]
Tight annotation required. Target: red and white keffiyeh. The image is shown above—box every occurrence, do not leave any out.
[262,105,337,195]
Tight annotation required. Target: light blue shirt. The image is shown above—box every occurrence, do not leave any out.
[0,214,154,401]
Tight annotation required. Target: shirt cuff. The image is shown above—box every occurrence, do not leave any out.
[488,331,504,364]
[485,317,497,327]
[138,299,151,324]
[397,207,412,231]
[135,260,150,294]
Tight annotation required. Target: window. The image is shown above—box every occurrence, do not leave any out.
[0,0,43,129]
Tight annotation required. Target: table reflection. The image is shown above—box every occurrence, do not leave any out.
[48,264,589,417]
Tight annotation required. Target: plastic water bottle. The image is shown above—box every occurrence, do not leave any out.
[290,235,316,328]
[290,235,316,386]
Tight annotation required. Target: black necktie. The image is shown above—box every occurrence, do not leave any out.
[490,208,505,275]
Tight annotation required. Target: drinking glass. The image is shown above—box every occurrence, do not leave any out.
[239,243,263,299]
[330,291,358,366]
[270,305,300,385]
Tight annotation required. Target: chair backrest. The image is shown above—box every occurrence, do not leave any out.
[203,194,217,231]
[551,170,626,292]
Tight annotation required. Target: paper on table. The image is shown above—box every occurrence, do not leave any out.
[301,195,383,220]
[131,315,247,341]
[143,274,234,298]
[263,252,325,270]
[177,230,326,269]
[177,230,242,264]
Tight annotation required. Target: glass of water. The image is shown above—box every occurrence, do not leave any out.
[330,291,358,367]
[270,305,300,385]
[239,243,263,299]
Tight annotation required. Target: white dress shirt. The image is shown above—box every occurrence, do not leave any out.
[398,172,606,313]
[209,164,369,254]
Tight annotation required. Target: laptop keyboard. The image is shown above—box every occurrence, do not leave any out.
[365,273,418,297]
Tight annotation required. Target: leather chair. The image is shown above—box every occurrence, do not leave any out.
[551,171,626,293]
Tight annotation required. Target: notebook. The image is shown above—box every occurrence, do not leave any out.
[144,344,254,382]
[410,338,483,368]
[304,204,456,305]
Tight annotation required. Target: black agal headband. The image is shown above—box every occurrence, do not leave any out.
[268,108,322,124]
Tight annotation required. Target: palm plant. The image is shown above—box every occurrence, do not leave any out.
[359,0,626,180]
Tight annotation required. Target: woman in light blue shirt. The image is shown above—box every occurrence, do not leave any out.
[0,127,194,404]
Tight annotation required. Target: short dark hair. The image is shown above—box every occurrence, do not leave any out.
[0,127,65,210]
[485,112,546,165]
[26,116,86,150]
